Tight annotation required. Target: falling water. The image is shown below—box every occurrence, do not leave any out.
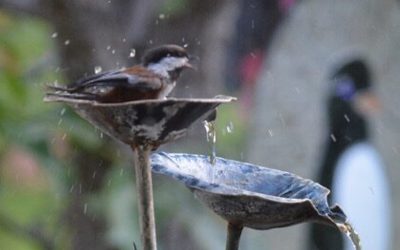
[203,120,216,165]
[337,221,362,250]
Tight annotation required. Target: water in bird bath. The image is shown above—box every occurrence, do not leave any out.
[203,120,217,165]
[336,221,361,250]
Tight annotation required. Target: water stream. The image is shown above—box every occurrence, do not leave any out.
[203,120,217,165]
[336,221,362,250]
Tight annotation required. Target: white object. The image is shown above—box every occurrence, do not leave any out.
[332,142,392,250]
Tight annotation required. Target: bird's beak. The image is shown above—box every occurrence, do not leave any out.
[185,55,199,70]
[354,90,382,116]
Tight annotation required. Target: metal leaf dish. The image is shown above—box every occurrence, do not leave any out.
[44,94,235,147]
[151,152,349,229]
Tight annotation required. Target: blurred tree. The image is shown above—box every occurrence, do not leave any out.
[1,1,163,249]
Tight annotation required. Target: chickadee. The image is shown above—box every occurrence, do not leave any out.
[47,44,195,103]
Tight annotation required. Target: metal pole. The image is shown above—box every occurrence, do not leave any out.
[132,145,157,250]
[226,223,243,250]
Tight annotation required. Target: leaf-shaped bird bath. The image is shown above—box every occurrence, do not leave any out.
[44,93,235,250]
[151,153,361,250]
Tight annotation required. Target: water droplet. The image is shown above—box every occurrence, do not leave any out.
[94,66,102,74]
[58,118,63,126]
[60,108,66,116]
[106,45,111,50]
[51,32,58,38]
[183,43,189,48]
[149,40,153,45]
[100,132,104,139]
[122,38,127,43]
[111,49,116,54]
[226,122,234,133]
[268,129,273,137]
[344,114,350,122]
[83,203,88,214]
[159,13,165,19]
[120,169,124,176]
[330,134,337,142]
[61,133,67,141]
[64,40,70,45]
[129,49,136,58]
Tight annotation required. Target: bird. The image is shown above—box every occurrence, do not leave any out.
[309,59,392,250]
[47,44,195,103]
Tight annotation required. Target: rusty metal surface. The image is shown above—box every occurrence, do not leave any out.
[44,95,235,146]
[150,153,347,230]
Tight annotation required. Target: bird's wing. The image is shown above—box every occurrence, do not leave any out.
[48,66,163,93]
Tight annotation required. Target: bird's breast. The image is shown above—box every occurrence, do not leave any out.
[158,81,176,99]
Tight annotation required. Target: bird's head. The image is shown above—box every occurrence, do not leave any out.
[142,44,196,81]
[330,58,381,116]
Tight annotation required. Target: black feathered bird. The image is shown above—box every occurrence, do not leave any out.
[309,59,391,250]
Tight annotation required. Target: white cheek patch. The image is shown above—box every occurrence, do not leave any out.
[148,57,188,77]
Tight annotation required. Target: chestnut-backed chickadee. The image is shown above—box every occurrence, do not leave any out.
[48,44,195,103]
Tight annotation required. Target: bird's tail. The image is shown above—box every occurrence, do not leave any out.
[45,84,72,92]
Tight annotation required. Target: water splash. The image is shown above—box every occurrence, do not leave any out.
[203,120,217,165]
[337,221,362,250]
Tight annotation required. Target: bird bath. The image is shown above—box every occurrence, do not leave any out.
[44,93,235,250]
[150,153,361,250]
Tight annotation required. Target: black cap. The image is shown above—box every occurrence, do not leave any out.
[330,59,371,100]
[142,44,188,66]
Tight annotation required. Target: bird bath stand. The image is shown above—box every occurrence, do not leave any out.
[151,153,361,250]
[44,94,235,250]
